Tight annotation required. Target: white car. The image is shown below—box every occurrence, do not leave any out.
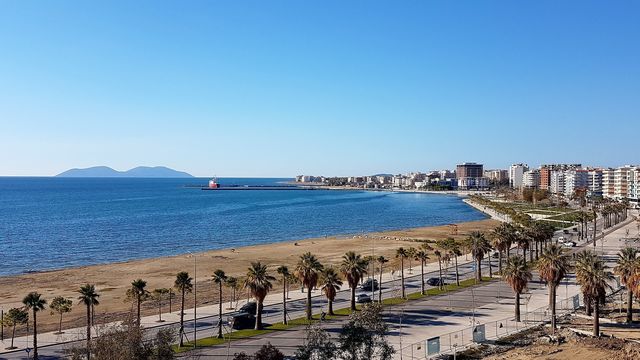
[558,236,566,243]
[562,241,576,248]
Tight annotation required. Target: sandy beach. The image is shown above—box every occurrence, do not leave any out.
[0,218,498,335]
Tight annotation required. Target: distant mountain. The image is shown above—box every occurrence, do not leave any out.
[56,166,194,178]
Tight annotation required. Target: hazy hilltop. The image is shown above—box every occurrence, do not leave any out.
[56,166,194,178]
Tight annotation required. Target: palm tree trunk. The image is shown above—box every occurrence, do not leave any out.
[515,292,521,322]
[32,310,38,360]
[137,296,141,326]
[11,324,16,348]
[627,290,633,323]
[400,257,406,298]
[328,299,334,315]
[498,251,503,274]
[306,287,313,319]
[585,295,592,316]
[158,300,162,322]
[488,256,493,277]
[420,261,425,295]
[378,266,383,303]
[593,301,600,337]
[477,258,482,282]
[255,301,263,330]
[529,244,533,263]
[455,256,460,286]
[282,278,288,324]
[438,259,443,290]
[217,283,223,338]
[350,286,356,311]
[179,290,185,347]
[86,303,91,359]
[550,285,557,333]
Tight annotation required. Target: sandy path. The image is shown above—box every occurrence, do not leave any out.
[0,218,498,334]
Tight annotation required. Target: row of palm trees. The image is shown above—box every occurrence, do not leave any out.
[502,244,640,337]
[7,223,638,357]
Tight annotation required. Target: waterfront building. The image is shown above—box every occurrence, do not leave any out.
[602,168,615,198]
[522,169,540,189]
[539,164,582,190]
[456,163,488,190]
[484,169,508,182]
[587,168,603,197]
[509,163,529,188]
[549,171,565,195]
[564,169,589,198]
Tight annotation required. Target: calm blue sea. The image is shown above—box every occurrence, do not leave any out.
[0,177,486,276]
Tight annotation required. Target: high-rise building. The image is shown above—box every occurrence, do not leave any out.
[587,168,603,197]
[509,164,529,188]
[522,169,540,189]
[602,168,615,198]
[484,169,508,183]
[456,163,487,190]
[540,164,582,190]
[549,171,565,194]
[564,169,589,198]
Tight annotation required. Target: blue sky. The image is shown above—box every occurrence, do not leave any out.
[1,1,638,177]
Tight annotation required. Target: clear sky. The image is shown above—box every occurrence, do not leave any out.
[1,1,638,177]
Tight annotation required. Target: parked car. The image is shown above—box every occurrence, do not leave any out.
[230,312,255,330]
[558,236,566,243]
[563,229,570,234]
[427,277,446,287]
[356,293,372,303]
[239,301,257,315]
[562,241,576,248]
[360,278,379,291]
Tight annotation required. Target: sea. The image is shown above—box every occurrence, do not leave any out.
[0,177,487,276]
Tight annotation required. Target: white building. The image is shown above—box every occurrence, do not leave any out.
[522,169,540,189]
[587,169,603,197]
[549,171,565,195]
[564,169,589,198]
[509,164,529,188]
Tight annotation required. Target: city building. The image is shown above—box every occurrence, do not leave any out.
[564,169,589,198]
[549,171,565,195]
[484,169,508,183]
[456,163,488,190]
[602,168,615,198]
[509,164,529,188]
[587,168,603,197]
[522,169,540,189]
[539,164,582,190]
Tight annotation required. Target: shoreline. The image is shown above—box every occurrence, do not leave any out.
[0,217,499,335]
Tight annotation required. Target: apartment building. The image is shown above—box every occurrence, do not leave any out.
[564,169,589,198]
[549,171,565,194]
[522,169,540,189]
[587,169,603,197]
[509,164,529,188]
[456,163,488,190]
[484,169,508,183]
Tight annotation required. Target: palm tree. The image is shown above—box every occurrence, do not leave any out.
[415,249,430,294]
[537,244,570,333]
[434,249,444,290]
[396,247,408,298]
[212,269,227,338]
[377,256,389,303]
[502,256,532,322]
[174,271,193,347]
[23,292,46,360]
[151,288,169,322]
[491,226,510,274]
[129,279,149,326]
[244,262,275,330]
[2,308,28,349]
[225,276,239,309]
[77,284,100,358]
[49,296,72,335]
[341,251,368,311]
[516,229,531,264]
[614,247,639,323]
[406,247,417,274]
[295,252,323,320]
[465,231,492,282]
[276,265,290,324]
[575,250,598,316]
[576,254,613,336]
[320,267,343,315]
[442,237,461,285]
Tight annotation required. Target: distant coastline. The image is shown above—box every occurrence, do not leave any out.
[56,165,194,178]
